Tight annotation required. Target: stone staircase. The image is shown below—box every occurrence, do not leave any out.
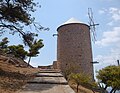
[16,69,75,93]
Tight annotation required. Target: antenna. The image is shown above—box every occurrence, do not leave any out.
[88,8,99,43]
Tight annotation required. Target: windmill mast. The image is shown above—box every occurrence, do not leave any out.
[88,8,99,43]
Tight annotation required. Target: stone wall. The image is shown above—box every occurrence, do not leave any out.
[57,23,94,77]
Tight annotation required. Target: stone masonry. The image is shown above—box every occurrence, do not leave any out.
[54,18,94,78]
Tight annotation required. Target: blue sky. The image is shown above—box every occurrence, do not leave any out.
[1,0,120,72]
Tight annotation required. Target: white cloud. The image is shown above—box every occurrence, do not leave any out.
[94,49,120,80]
[96,27,120,46]
[94,47,120,71]
[109,7,120,14]
[94,26,120,70]
[112,13,120,21]
[107,21,113,26]
[98,10,105,14]
[99,7,120,24]
[94,50,120,65]
[94,55,114,64]
[94,7,120,71]
[93,52,118,80]
[98,8,107,14]
[109,7,120,21]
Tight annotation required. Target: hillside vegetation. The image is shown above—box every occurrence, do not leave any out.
[0,56,39,93]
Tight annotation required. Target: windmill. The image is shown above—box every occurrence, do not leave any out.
[88,8,99,43]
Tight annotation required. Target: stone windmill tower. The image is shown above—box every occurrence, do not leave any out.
[53,18,94,78]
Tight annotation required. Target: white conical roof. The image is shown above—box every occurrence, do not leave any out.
[57,18,88,31]
[63,18,82,25]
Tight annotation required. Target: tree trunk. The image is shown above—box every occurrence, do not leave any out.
[113,89,116,93]
[104,85,108,90]
[110,87,115,93]
[91,89,95,93]
[76,84,79,93]
[27,56,31,66]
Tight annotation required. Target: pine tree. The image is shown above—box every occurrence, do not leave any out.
[8,44,27,60]
[0,0,48,46]
[0,37,9,53]
[27,39,44,66]
[97,65,120,93]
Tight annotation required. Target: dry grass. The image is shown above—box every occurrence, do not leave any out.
[0,59,100,93]
[69,82,100,93]
[0,60,39,93]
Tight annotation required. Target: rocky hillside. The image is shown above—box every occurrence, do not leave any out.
[0,55,100,93]
[0,54,31,67]
[0,55,39,93]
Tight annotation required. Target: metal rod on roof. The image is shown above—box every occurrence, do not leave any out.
[117,60,120,66]
[53,34,58,37]
[91,61,99,64]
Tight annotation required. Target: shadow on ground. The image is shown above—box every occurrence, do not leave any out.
[0,68,27,80]
[22,83,57,92]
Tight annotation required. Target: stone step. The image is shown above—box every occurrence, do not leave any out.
[17,84,75,93]
[36,73,63,77]
[27,81,68,85]
[16,70,75,93]
[38,71,61,73]
[38,69,61,73]
[27,77,68,85]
